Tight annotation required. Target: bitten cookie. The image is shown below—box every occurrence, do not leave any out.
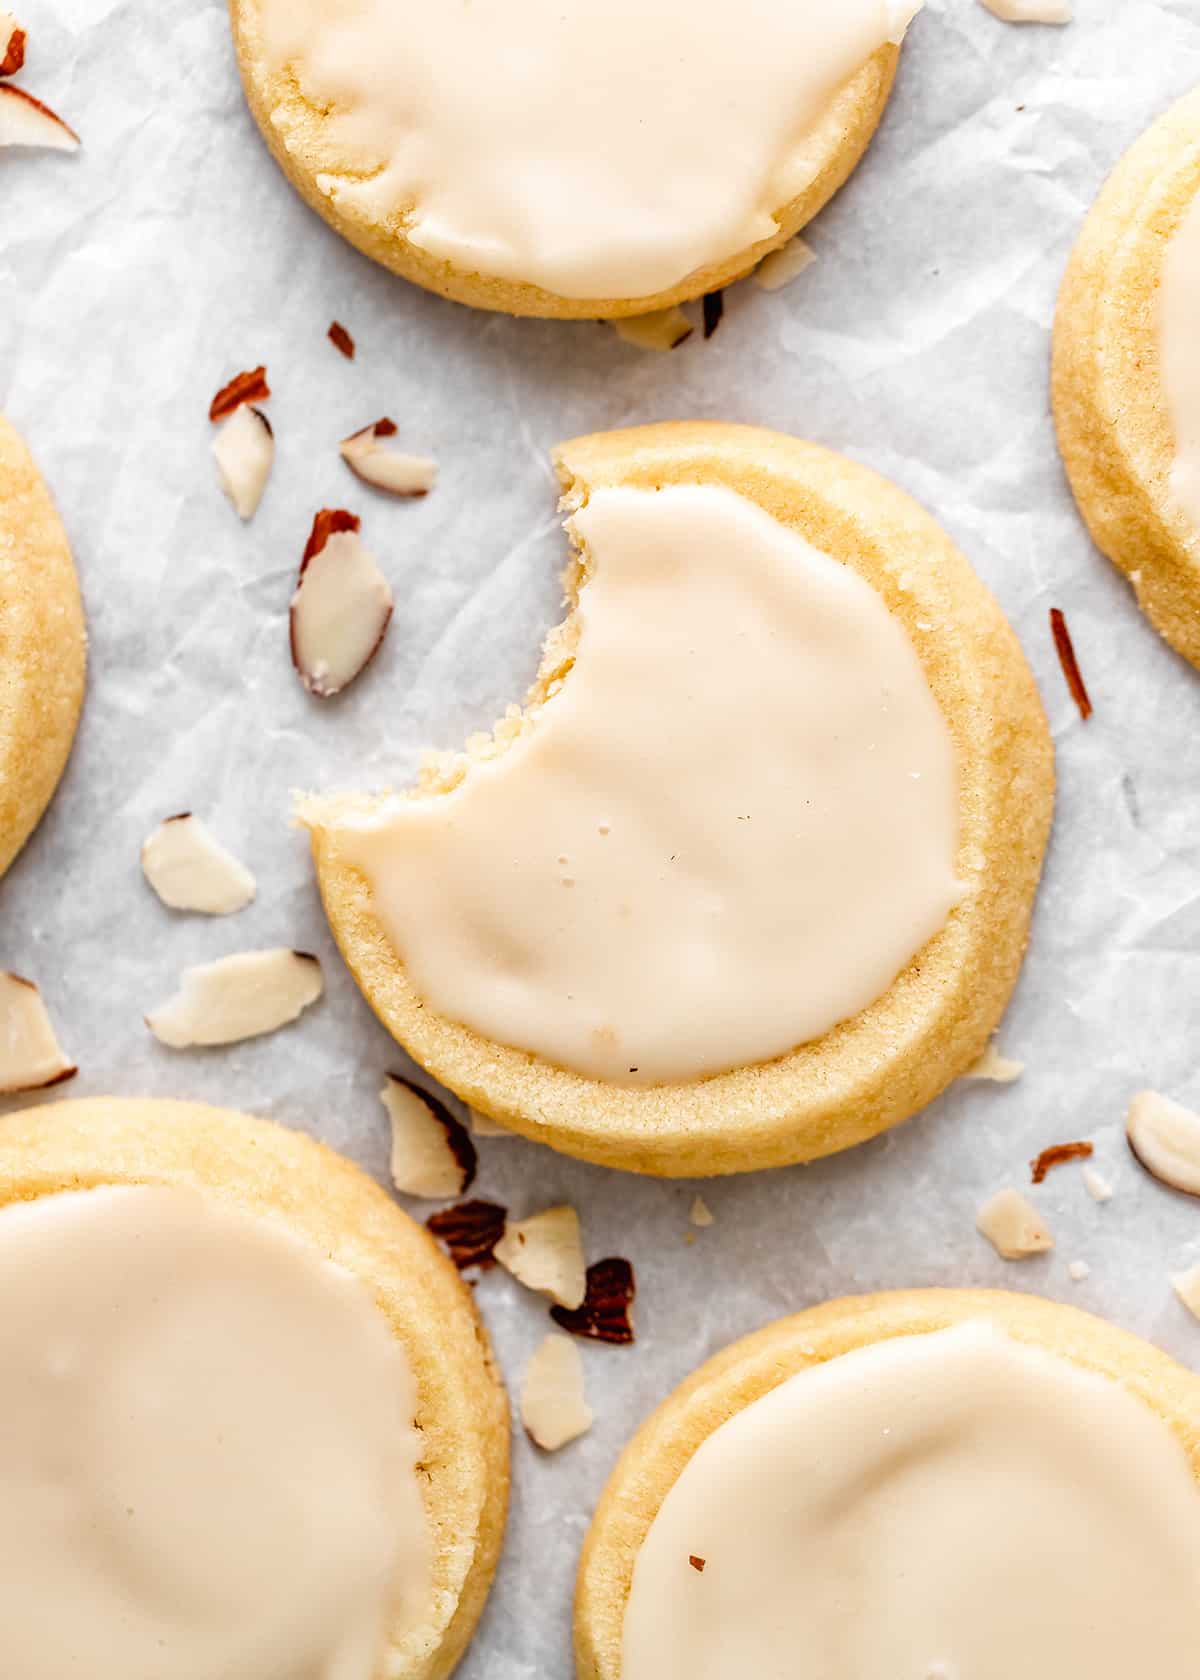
[0,1098,509,1680]
[576,1290,1200,1680]
[1053,87,1200,670]
[229,0,919,317]
[301,422,1054,1177]
[0,416,86,880]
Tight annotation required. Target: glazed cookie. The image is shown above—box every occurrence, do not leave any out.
[576,1289,1200,1679]
[1053,88,1200,669]
[0,415,86,880]
[0,1097,509,1680]
[229,0,920,318]
[301,422,1054,1177]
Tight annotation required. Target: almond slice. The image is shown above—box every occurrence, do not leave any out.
[1030,1139,1093,1184]
[382,1075,476,1199]
[962,1043,1024,1083]
[146,949,322,1048]
[212,404,274,521]
[1172,1262,1200,1322]
[208,365,269,422]
[611,306,693,351]
[976,1189,1054,1260]
[141,814,256,915]
[1126,1090,1200,1198]
[494,1205,586,1309]
[754,237,817,292]
[979,0,1072,20]
[1068,1260,1091,1282]
[290,511,393,698]
[521,1334,593,1451]
[0,13,26,76]
[0,972,76,1094]
[0,84,78,150]
[339,420,436,498]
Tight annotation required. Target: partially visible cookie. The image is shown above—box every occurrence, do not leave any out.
[0,1097,509,1680]
[576,1290,1200,1679]
[228,1,917,317]
[0,416,86,880]
[1053,88,1200,670]
[301,422,1054,1178]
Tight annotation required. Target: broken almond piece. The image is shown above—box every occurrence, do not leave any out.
[611,307,693,351]
[0,972,76,1094]
[976,1189,1054,1260]
[689,1196,714,1228]
[146,949,322,1048]
[0,83,78,150]
[208,366,270,423]
[0,13,26,76]
[754,237,817,292]
[1172,1262,1200,1322]
[290,510,393,698]
[141,814,256,915]
[551,1256,636,1344]
[1030,1139,1093,1185]
[426,1199,507,1270]
[382,1075,476,1199]
[339,420,437,498]
[495,1205,586,1309]
[963,1043,1024,1083]
[1082,1165,1114,1204]
[1126,1089,1200,1198]
[1068,1260,1091,1282]
[212,404,274,521]
[521,1333,593,1451]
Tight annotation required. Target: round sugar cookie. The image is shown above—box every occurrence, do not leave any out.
[0,1097,509,1680]
[575,1289,1200,1680]
[302,421,1054,1178]
[0,416,86,881]
[1053,87,1200,670]
[228,0,915,318]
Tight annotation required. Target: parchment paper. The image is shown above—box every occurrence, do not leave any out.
[4,2,1200,1673]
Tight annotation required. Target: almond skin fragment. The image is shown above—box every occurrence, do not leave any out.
[0,14,26,77]
[0,972,76,1094]
[521,1334,593,1451]
[208,366,270,423]
[976,1189,1054,1260]
[1030,1140,1093,1185]
[1049,606,1092,721]
[611,307,693,351]
[551,1256,636,1344]
[382,1075,477,1199]
[212,404,274,521]
[141,814,256,915]
[702,290,724,340]
[0,84,78,150]
[146,949,322,1048]
[426,1200,507,1271]
[327,320,355,359]
[495,1205,587,1309]
[1126,1090,1200,1198]
[340,419,437,498]
[290,512,393,699]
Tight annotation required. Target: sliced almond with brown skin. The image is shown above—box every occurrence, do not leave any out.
[551,1256,636,1344]
[495,1205,586,1309]
[382,1075,476,1199]
[208,366,269,423]
[611,306,693,351]
[521,1333,593,1451]
[0,83,78,150]
[426,1199,507,1270]
[976,1189,1054,1260]
[141,814,256,915]
[962,1043,1024,1083]
[1126,1090,1200,1197]
[0,972,76,1094]
[290,510,393,698]
[340,419,437,498]
[0,13,26,76]
[146,949,322,1048]
[212,404,273,521]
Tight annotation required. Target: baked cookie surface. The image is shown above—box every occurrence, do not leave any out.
[302,422,1054,1177]
[228,0,915,317]
[0,1097,509,1680]
[1053,87,1200,670]
[0,416,86,881]
[576,1289,1200,1680]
